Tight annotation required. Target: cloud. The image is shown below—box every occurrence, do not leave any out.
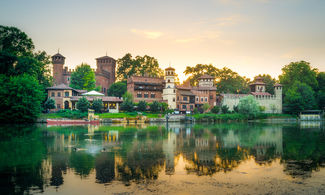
[175,31,221,43]
[130,29,163,39]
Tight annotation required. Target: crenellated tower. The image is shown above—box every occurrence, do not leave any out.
[52,53,65,85]
[95,55,116,94]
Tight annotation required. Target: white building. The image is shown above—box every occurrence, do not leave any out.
[163,67,177,109]
[220,77,283,113]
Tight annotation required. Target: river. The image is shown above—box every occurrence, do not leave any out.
[0,122,324,194]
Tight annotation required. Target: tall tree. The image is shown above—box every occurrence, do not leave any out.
[116,53,164,81]
[253,74,276,94]
[279,61,318,94]
[316,72,325,109]
[70,63,96,91]
[107,81,127,97]
[184,64,219,86]
[284,81,317,114]
[216,67,250,94]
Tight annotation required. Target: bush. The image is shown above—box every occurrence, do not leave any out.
[44,98,56,110]
[238,95,260,118]
[161,102,169,112]
[221,105,229,114]
[203,103,210,113]
[137,100,147,111]
[57,109,87,119]
[211,106,220,114]
[91,99,103,113]
[233,105,239,113]
[76,97,90,112]
[193,108,199,114]
[150,101,161,113]
[121,92,134,112]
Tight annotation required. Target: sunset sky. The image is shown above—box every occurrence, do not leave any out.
[1,0,324,82]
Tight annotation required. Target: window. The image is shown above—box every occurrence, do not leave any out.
[65,92,69,97]
[51,92,55,97]
[205,97,208,102]
[109,103,116,109]
[57,104,60,109]
[201,97,203,102]
[103,88,106,93]
[190,105,193,110]
[173,97,175,102]
[151,93,155,98]
[137,93,142,98]
[67,77,70,81]
[177,96,179,100]
[173,89,175,93]
[183,96,188,101]
[182,105,186,109]
[144,93,149,98]
[210,95,213,99]
[196,97,199,101]
[58,92,61,97]
[168,79,170,83]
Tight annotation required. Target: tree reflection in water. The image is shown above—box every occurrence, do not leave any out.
[0,123,324,193]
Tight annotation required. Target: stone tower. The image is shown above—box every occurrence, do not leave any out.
[274,83,283,113]
[52,53,65,85]
[163,67,177,109]
[95,55,116,94]
[250,77,266,92]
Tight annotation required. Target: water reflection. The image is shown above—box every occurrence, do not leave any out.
[0,123,324,194]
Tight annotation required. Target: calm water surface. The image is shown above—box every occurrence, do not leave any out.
[0,122,325,194]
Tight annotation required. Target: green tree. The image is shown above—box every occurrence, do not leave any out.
[316,72,325,109]
[237,95,260,118]
[203,103,210,113]
[184,64,219,86]
[279,61,318,93]
[43,98,56,110]
[284,81,316,115]
[0,74,45,122]
[70,63,96,91]
[137,100,147,112]
[253,74,276,94]
[76,97,89,113]
[120,92,134,112]
[211,106,220,114]
[221,105,229,114]
[107,81,127,97]
[217,67,250,94]
[116,53,164,81]
[91,99,103,113]
[149,101,161,113]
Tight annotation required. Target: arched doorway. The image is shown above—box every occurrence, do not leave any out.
[64,101,70,109]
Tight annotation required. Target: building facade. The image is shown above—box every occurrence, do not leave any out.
[127,75,165,103]
[163,67,177,109]
[51,53,116,94]
[219,77,283,113]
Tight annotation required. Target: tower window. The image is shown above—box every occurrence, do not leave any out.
[57,92,61,97]
[51,92,55,97]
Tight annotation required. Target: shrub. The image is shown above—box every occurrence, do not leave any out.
[137,100,147,111]
[233,105,239,113]
[238,95,260,118]
[76,97,90,112]
[193,108,199,114]
[121,92,134,112]
[150,101,161,113]
[44,98,56,110]
[211,106,220,114]
[91,99,103,113]
[221,105,229,114]
[57,109,87,119]
[203,103,210,113]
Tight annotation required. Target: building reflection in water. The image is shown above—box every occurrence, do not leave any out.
[0,122,325,193]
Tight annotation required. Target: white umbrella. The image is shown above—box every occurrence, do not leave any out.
[81,90,105,96]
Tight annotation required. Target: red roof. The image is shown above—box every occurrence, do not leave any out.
[165,67,175,70]
[199,74,214,79]
[70,96,123,102]
[274,83,282,87]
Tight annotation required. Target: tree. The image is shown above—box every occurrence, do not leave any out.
[203,103,210,113]
[237,95,260,118]
[253,74,276,94]
[279,61,318,94]
[0,74,45,122]
[76,97,89,112]
[221,105,229,114]
[70,63,96,91]
[233,105,239,113]
[211,106,220,114]
[91,99,103,113]
[216,67,250,94]
[184,64,219,86]
[316,72,325,110]
[43,98,56,110]
[116,53,164,81]
[149,101,161,113]
[137,101,147,112]
[107,81,127,97]
[284,81,316,115]
[120,92,134,112]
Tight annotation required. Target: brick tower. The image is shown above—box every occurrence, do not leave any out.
[52,53,65,85]
[95,55,116,94]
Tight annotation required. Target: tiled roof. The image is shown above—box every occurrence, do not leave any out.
[179,90,195,96]
[52,53,65,58]
[70,96,123,102]
[192,86,217,91]
[165,67,175,70]
[46,84,72,90]
[250,92,272,96]
[274,83,282,87]
[96,55,115,60]
[199,74,214,79]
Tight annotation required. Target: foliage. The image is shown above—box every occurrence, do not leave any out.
[76,97,90,112]
[0,74,45,122]
[55,109,88,119]
[203,103,210,112]
[259,106,266,112]
[316,90,325,110]
[160,102,169,112]
[183,64,219,86]
[193,108,199,114]
[217,67,250,94]
[279,61,318,93]
[284,81,316,115]
[107,81,127,97]
[137,100,147,111]
[116,53,164,81]
[43,98,56,110]
[253,74,276,94]
[149,101,161,113]
[97,112,164,119]
[120,92,134,112]
[211,106,220,114]
[91,99,103,113]
[221,105,229,114]
[237,95,260,118]
[233,105,239,113]
[70,63,96,91]
[193,113,248,122]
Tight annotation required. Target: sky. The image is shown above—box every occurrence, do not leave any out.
[0,0,324,82]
